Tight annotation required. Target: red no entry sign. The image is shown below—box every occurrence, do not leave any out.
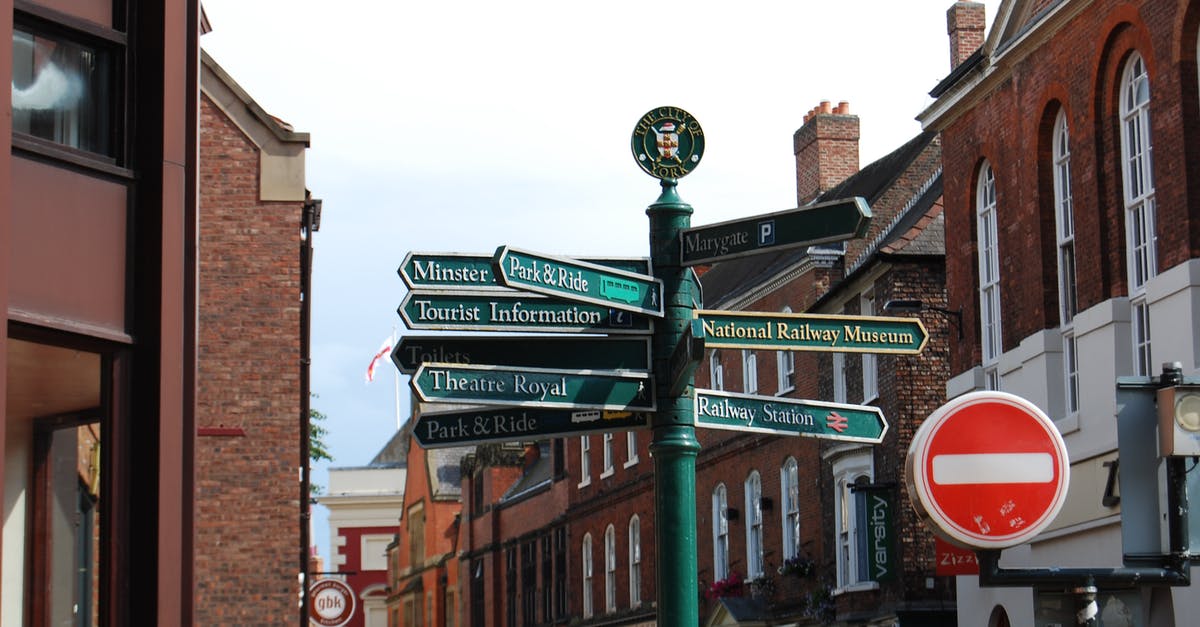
[906,391,1069,549]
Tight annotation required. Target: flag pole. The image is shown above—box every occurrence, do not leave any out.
[392,326,401,430]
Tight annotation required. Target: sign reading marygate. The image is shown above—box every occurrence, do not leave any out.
[696,309,927,354]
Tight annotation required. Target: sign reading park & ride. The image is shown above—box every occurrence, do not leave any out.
[494,246,664,317]
[392,335,651,374]
[694,389,888,444]
[309,579,355,627]
[411,362,655,412]
[696,309,927,354]
[399,290,652,334]
[679,196,871,266]
[400,251,651,291]
[905,391,1070,550]
[414,406,651,449]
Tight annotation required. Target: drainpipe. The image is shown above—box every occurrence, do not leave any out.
[300,194,321,626]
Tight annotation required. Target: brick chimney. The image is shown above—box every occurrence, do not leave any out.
[947,1,986,70]
[793,100,859,205]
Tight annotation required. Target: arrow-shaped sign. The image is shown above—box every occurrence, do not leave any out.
[494,246,664,317]
[679,196,871,266]
[694,389,888,444]
[399,290,653,334]
[413,406,651,449]
[393,335,651,375]
[411,362,656,411]
[666,319,706,397]
[696,309,927,354]
[400,251,651,291]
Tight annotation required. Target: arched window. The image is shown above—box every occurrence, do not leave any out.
[745,471,764,577]
[709,350,724,390]
[977,161,1002,389]
[1119,52,1157,376]
[628,515,642,608]
[1052,110,1079,414]
[712,484,729,580]
[781,457,801,559]
[742,349,758,394]
[604,524,617,613]
[777,306,796,393]
[582,533,593,618]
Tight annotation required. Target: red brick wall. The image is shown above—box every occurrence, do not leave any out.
[194,93,304,624]
[939,0,1200,373]
[947,1,986,69]
[794,105,860,205]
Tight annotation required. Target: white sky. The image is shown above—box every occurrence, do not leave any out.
[198,0,1001,564]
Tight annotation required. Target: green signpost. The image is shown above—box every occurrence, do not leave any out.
[399,290,653,334]
[392,335,651,374]
[413,406,650,449]
[696,309,927,354]
[410,362,655,411]
[694,389,888,444]
[679,196,871,266]
[494,245,665,317]
[389,107,903,627]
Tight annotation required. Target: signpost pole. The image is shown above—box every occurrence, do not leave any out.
[647,177,700,626]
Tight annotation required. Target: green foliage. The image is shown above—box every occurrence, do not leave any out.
[308,395,332,496]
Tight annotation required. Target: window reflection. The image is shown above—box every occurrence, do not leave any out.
[12,27,112,156]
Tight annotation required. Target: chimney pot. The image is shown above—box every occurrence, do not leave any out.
[820,100,832,114]
[838,101,850,115]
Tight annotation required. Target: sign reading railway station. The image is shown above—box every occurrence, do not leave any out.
[679,196,871,266]
[494,246,664,317]
[410,362,655,412]
[696,309,927,354]
[414,406,651,449]
[694,389,888,444]
[906,391,1070,550]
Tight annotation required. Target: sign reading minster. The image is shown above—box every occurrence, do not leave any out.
[696,309,927,354]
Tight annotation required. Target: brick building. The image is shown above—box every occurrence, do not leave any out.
[194,47,315,625]
[919,0,1200,624]
[1,0,199,623]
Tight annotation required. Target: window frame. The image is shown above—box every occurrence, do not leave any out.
[833,451,875,590]
[628,515,642,609]
[742,349,758,394]
[745,470,764,578]
[859,291,878,401]
[976,161,1002,389]
[1119,52,1157,377]
[604,524,617,613]
[582,533,594,618]
[781,457,801,560]
[578,435,591,488]
[601,432,614,478]
[712,483,729,581]
[1052,111,1080,415]
[710,350,724,390]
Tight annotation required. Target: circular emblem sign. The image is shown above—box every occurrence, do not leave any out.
[631,106,705,180]
[309,579,355,627]
[905,391,1070,550]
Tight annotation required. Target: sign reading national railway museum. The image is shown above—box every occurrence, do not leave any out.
[694,389,888,444]
[399,290,652,334]
[696,309,927,354]
[411,362,655,411]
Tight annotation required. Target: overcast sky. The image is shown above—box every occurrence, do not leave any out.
[198,0,1000,563]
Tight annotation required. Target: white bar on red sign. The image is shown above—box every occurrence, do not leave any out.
[931,453,1054,485]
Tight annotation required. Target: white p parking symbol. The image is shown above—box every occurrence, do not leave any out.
[758,220,775,246]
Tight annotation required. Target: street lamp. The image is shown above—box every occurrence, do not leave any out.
[882,299,963,339]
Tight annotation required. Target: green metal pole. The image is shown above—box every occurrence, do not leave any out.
[647,177,701,626]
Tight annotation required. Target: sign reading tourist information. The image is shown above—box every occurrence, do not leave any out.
[905,391,1070,550]
[414,406,650,449]
[392,335,651,374]
[679,196,871,266]
[696,310,927,354]
[631,106,705,180]
[400,251,651,291]
[494,246,664,317]
[399,290,652,334]
[309,579,355,627]
[694,389,888,444]
[411,362,655,411]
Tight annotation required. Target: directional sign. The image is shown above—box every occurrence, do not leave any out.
[494,246,664,317]
[905,391,1069,550]
[680,196,871,266]
[393,335,651,375]
[400,251,651,291]
[694,389,888,444]
[411,362,656,411]
[696,310,927,354]
[399,290,653,334]
[667,319,706,397]
[414,406,650,449]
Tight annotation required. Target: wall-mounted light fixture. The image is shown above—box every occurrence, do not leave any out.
[883,299,963,339]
